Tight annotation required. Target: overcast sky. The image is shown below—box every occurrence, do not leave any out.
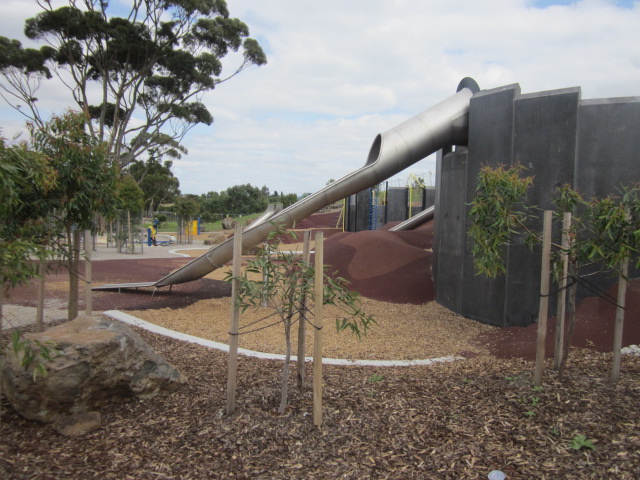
[1,0,639,196]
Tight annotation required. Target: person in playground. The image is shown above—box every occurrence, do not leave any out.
[150,225,158,246]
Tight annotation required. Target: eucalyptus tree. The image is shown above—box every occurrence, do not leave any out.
[30,111,119,320]
[127,157,181,216]
[0,137,56,334]
[0,0,266,169]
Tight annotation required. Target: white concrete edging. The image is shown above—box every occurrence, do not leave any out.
[103,310,463,367]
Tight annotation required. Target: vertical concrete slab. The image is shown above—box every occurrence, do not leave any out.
[386,188,409,222]
[576,97,640,198]
[346,194,357,232]
[575,96,640,291]
[504,87,579,326]
[461,84,519,326]
[434,150,468,313]
[355,189,370,232]
[424,187,436,208]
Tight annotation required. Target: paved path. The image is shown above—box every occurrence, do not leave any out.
[89,243,210,261]
[2,242,211,329]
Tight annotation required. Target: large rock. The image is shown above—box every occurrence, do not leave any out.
[1,315,186,428]
[203,232,227,245]
[222,216,236,230]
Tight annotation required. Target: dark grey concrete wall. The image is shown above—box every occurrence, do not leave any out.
[435,82,640,328]
[437,85,582,327]
[355,189,371,232]
[346,190,372,232]
[459,84,520,326]
[433,150,468,313]
[346,185,435,231]
[346,194,357,232]
[504,87,580,326]
[424,187,436,207]
[386,188,409,222]
[576,97,640,198]
[574,96,640,292]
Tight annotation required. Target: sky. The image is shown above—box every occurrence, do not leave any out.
[1,0,640,196]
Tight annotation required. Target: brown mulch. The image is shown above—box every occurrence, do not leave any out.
[2,324,639,479]
[3,213,640,478]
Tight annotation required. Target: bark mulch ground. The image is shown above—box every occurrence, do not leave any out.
[3,216,640,478]
[2,326,639,479]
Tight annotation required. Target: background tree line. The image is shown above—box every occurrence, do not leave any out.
[198,185,298,221]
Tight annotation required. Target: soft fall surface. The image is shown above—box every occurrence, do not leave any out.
[3,214,640,478]
[2,324,639,479]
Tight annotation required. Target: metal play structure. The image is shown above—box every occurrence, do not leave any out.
[95,77,480,292]
[95,77,640,329]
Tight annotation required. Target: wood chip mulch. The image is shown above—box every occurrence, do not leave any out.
[2,323,639,479]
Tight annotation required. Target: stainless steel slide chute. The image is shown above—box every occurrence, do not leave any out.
[94,78,479,291]
[388,205,435,232]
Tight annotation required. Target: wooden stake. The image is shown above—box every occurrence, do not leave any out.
[85,230,92,316]
[127,210,132,254]
[226,223,243,415]
[297,230,311,389]
[611,254,629,383]
[313,232,324,428]
[534,210,553,386]
[36,260,46,332]
[554,212,571,370]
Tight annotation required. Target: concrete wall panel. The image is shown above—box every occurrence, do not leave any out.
[386,188,409,222]
[461,85,519,326]
[434,151,468,312]
[503,87,579,326]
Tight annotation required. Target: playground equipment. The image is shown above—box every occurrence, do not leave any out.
[95,76,640,329]
[388,205,434,232]
[94,77,480,292]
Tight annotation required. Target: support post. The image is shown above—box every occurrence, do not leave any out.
[36,260,46,332]
[297,230,312,389]
[226,223,243,415]
[611,253,629,382]
[313,232,324,427]
[554,212,571,370]
[127,210,132,254]
[85,230,92,316]
[534,210,553,386]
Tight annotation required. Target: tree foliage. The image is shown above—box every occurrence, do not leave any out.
[468,164,535,277]
[30,111,119,231]
[228,227,375,413]
[469,165,640,379]
[199,184,299,220]
[117,174,145,215]
[127,157,180,215]
[0,0,266,169]
[29,110,119,320]
[0,137,56,292]
[175,195,200,220]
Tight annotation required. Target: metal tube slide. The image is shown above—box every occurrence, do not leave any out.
[96,80,477,291]
[388,205,435,232]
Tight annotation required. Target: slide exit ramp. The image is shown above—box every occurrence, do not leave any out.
[388,205,435,232]
[95,78,479,291]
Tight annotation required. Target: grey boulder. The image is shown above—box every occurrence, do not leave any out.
[1,315,186,431]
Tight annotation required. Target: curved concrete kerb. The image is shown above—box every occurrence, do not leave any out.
[102,310,464,367]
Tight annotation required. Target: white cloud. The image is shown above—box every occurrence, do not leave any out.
[2,0,640,195]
